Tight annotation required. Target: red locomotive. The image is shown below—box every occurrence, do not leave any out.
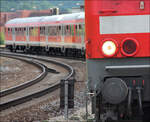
[5,12,85,57]
[85,0,150,121]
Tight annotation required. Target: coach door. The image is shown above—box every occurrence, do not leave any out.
[64,25,72,43]
[57,25,61,42]
[48,26,58,43]
[26,27,29,43]
[74,24,83,43]
[12,28,15,43]
[61,25,65,44]
[81,24,85,46]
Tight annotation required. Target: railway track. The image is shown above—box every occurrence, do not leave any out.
[0,55,47,97]
[0,52,74,111]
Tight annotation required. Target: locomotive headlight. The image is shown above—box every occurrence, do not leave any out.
[121,38,139,57]
[102,39,118,57]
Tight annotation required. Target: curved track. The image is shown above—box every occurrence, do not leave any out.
[0,55,47,97]
[0,52,74,111]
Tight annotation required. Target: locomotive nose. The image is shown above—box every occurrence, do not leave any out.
[102,78,128,104]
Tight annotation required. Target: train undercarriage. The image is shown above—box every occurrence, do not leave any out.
[87,58,150,122]
[6,44,85,58]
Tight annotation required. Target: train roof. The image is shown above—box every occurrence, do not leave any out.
[5,12,85,28]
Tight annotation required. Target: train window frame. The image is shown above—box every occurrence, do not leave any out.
[48,26,57,36]
[79,24,82,29]
[57,26,61,36]
[15,28,17,32]
[18,28,21,35]
[75,24,78,36]
[21,28,25,36]
[71,24,75,36]
[59,26,61,30]
[65,25,71,36]
[15,28,19,35]
[82,24,85,36]
[8,28,11,35]
[29,27,33,36]
[76,24,84,36]
[29,27,38,36]
[40,26,45,36]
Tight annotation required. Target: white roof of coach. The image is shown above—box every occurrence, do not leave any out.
[5,12,84,27]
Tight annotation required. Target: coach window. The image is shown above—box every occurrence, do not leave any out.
[20,28,22,35]
[57,26,61,35]
[18,28,20,35]
[71,25,75,36]
[29,27,33,36]
[82,24,85,35]
[9,28,12,35]
[75,25,78,36]
[15,28,17,33]
[19,28,21,35]
[20,28,23,35]
[78,24,83,36]
[29,27,38,36]
[48,26,57,36]
[17,28,19,35]
[8,28,10,35]
[33,27,38,36]
[40,27,45,36]
[16,28,19,35]
[21,28,24,36]
[15,28,18,35]
[65,25,71,36]
[7,28,9,35]
[21,28,23,36]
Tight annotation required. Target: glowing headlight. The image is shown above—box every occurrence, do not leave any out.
[102,40,117,57]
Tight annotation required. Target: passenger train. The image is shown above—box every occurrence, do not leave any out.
[5,12,85,57]
[85,0,150,121]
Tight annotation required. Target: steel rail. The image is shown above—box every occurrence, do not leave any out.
[0,52,74,111]
[0,52,74,80]
[0,54,47,97]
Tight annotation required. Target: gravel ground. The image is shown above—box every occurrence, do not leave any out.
[0,56,42,91]
[0,56,94,122]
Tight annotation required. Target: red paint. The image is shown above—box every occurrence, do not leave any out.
[5,28,12,41]
[15,35,26,42]
[85,0,150,59]
[48,36,61,42]
[29,35,39,42]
